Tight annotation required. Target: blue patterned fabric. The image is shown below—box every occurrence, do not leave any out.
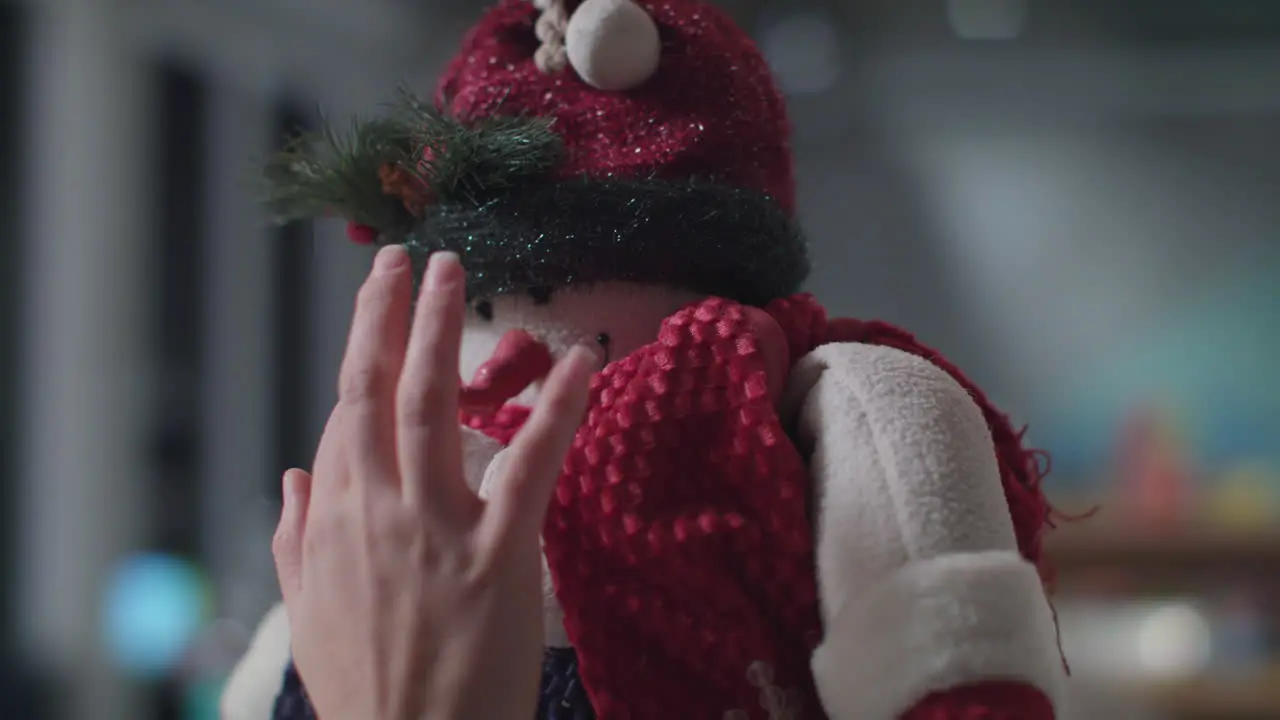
[272,659,318,720]
[537,647,596,720]
[272,647,596,719]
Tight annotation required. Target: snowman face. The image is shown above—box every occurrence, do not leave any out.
[459,281,704,404]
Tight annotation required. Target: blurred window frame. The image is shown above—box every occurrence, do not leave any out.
[0,0,27,653]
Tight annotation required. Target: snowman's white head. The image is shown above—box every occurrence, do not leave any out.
[459,281,704,405]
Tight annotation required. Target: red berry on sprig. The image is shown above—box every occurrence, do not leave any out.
[345,223,379,246]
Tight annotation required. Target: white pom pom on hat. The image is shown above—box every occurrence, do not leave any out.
[564,0,662,91]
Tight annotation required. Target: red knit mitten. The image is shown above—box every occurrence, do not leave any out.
[899,681,1055,720]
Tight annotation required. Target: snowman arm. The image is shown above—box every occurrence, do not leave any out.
[785,342,1065,720]
[220,603,291,720]
[220,426,504,720]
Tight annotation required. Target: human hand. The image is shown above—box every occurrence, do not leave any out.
[272,247,595,720]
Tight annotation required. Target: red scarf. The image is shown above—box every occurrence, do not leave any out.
[462,294,1051,720]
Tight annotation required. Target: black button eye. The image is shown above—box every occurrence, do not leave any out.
[595,332,612,348]
[474,300,493,321]
[528,286,553,305]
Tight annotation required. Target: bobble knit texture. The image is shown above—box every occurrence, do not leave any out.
[272,295,1055,720]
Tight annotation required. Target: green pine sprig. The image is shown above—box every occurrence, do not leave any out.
[391,88,563,202]
[264,114,417,234]
[263,88,563,238]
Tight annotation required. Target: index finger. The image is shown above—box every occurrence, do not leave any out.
[396,251,468,509]
[335,245,413,487]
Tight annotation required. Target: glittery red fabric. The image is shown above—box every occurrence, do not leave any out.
[435,0,797,213]
[461,294,1056,719]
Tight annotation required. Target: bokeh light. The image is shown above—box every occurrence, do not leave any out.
[103,553,211,679]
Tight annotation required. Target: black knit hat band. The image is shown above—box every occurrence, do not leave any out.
[402,177,810,308]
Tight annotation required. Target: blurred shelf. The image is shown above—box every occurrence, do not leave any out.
[1046,524,1280,584]
[1127,670,1280,719]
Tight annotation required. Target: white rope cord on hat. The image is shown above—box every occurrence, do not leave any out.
[531,0,662,90]
[533,0,570,74]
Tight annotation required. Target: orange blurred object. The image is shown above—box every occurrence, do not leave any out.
[1117,405,1194,530]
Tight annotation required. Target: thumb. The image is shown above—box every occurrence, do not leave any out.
[272,468,312,603]
[483,345,595,542]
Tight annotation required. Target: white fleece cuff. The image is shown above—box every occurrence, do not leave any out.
[811,551,1066,720]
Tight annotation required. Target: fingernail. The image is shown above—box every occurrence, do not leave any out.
[570,344,601,374]
[281,473,296,505]
[426,251,462,290]
[374,245,408,275]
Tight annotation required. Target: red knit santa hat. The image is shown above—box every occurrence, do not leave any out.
[438,0,797,212]
[431,0,810,306]
[265,0,809,307]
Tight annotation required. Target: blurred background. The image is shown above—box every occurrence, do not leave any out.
[1,0,1278,718]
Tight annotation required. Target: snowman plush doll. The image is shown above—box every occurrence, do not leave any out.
[221,0,1069,718]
